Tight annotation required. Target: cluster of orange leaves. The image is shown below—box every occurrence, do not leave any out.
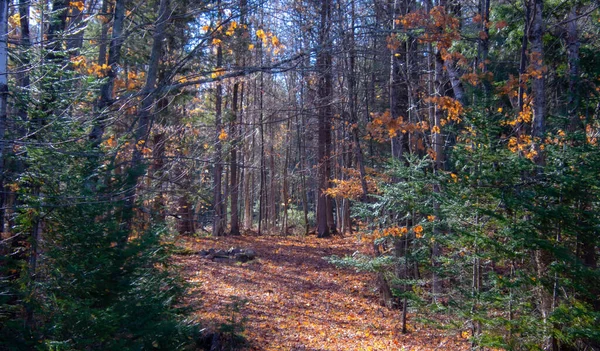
[115,70,146,91]
[367,217,436,243]
[460,69,494,87]
[102,134,151,165]
[366,217,436,243]
[527,52,547,79]
[204,21,283,54]
[70,55,111,78]
[425,96,464,125]
[508,134,539,161]
[497,52,547,107]
[366,111,430,142]
[253,29,283,54]
[203,20,246,38]
[500,95,533,127]
[396,6,460,51]
[218,128,228,141]
[8,14,20,28]
[135,139,152,155]
[325,168,385,199]
[88,63,110,77]
[497,74,521,101]
[69,1,85,11]
[586,124,598,145]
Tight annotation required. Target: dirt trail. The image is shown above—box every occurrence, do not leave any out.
[177,234,468,351]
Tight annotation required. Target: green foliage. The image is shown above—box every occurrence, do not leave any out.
[286,206,315,231]
[439,103,600,349]
[1,145,200,350]
[336,103,600,350]
[0,32,199,351]
[41,214,193,350]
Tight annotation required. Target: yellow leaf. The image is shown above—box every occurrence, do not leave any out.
[8,13,20,27]
[69,1,85,11]
[225,21,237,36]
[248,44,255,50]
[70,55,86,68]
[256,29,265,40]
[414,225,423,238]
[218,129,228,140]
[271,35,280,46]
[211,68,225,79]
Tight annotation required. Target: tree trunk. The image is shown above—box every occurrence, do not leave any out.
[0,0,8,234]
[258,67,265,235]
[530,0,545,140]
[213,37,225,237]
[122,0,169,240]
[517,0,530,127]
[566,7,580,131]
[346,0,368,201]
[229,83,240,235]
[65,0,86,54]
[243,102,254,230]
[90,0,126,146]
[152,133,166,221]
[316,0,333,238]
[269,120,276,231]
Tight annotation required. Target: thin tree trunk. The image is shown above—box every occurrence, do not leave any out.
[430,3,445,301]
[297,91,309,235]
[281,117,290,234]
[123,0,169,240]
[243,110,253,230]
[89,0,126,146]
[0,0,8,235]
[152,133,166,221]
[517,0,530,125]
[316,0,334,238]
[566,7,580,131]
[479,0,491,95]
[6,0,30,253]
[269,120,276,231]
[530,0,545,140]
[258,69,265,235]
[213,37,225,237]
[346,0,368,200]
[230,83,240,235]
[65,0,86,54]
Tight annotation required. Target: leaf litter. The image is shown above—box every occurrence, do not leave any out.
[176,234,470,351]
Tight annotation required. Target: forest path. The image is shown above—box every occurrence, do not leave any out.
[177,234,467,351]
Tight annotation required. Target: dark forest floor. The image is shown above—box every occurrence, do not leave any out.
[175,233,470,351]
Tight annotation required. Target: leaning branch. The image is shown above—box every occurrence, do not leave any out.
[156,52,306,95]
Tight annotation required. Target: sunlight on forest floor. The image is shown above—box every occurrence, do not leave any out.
[176,234,471,351]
